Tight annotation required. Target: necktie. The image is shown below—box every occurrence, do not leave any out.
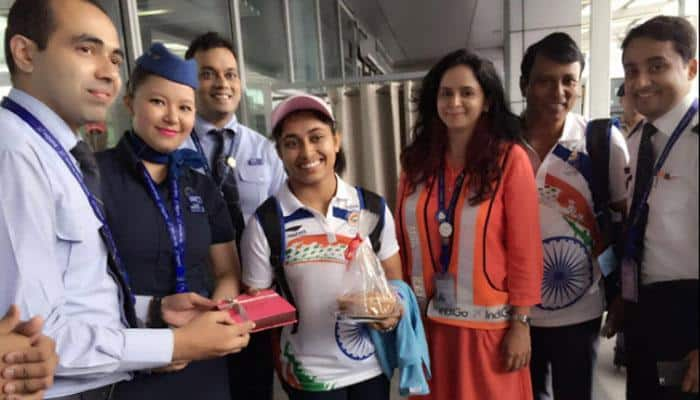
[630,123,657,228]
[628,123,657,270]
[208,129,245,246]
[70,140,103,210]
[70,140,138,327]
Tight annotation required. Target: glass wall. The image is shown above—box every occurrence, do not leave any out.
[289,0,321,82]
[340,4,359,78]
[137,0,233,57]
[0,0,393,137]
[320,0,342,79]
[241,0,289,81]
[240,0,290,134]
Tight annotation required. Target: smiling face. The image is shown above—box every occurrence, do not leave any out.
[193,47,241,125]
[622,37,697,121]
[276,111,340,190]
[436,65,488,133]
[126,74,196,153]
[522,54,581,125]
[18,0,123,131]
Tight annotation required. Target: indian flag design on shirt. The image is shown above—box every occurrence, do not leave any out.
[285,234,353,266]
[537,173,597,310]
[281,342,335,391]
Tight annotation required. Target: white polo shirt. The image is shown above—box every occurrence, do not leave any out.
[241,176,400,391]
[525,113,629,327]
[627,92,699,285]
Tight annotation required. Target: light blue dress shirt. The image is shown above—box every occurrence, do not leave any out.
[183,114,286,223]
[0,89,173,398]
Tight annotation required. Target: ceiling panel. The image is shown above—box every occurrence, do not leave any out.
[343,0,504,69]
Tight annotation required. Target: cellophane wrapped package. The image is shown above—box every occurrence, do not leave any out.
[337,233,398,320]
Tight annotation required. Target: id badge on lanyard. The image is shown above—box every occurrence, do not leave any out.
[434,272,456,309]
[432,168,466,309]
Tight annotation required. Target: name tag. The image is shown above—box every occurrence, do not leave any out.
[433,272,456,309]
[247,158,263,166]
[188,195,206,213]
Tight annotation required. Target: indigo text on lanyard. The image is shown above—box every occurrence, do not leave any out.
[626,98,698,258]
[0,97,135,303]
[436,168,467,273]
[139,164,189,293]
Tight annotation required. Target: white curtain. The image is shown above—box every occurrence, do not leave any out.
[327,82,418,209]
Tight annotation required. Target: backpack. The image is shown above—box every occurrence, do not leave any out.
[585,118,624,305]
[254,186,386,333]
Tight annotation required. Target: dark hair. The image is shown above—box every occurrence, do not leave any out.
[520,32,586,86]
[124,64,155,97]
[616,84,625,97]
[4,0,108,76]
[622,15,697,63]
[401,48,519,205]
[185,31,237,60]
[271,109,346,175]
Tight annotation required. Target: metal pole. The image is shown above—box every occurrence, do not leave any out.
[315,0,326,80]
[120,0,143,71]
[589,0,612,118]
[337,0,346,79]
[230,0,250,126]
[283,0,295,82]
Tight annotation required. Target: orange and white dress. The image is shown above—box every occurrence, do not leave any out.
[396,144,543,400]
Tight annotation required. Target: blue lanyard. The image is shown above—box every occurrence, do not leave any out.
[1,97,135,303]
[436,168,467,273]
[138,164,189,293]
[629,98,698,228]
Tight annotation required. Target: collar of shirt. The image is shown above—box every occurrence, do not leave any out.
[113,132,146,178]
[276,174,353,220]
[649,91,697,138]
[8,88,78,153]
[194,113,239,135]
[523,112,586,169]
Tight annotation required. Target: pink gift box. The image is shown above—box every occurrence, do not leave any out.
[218,290,297,333]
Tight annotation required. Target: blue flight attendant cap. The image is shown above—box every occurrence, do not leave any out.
[136,42,199,89]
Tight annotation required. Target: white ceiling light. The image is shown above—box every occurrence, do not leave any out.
[138,9,171,17]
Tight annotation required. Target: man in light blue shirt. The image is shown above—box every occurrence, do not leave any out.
[182,32,286,400]
[0,1,253,399]
[183,32,286,226]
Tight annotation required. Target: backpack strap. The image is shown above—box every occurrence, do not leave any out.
[355,186,385,253]
[585,118,612,247]
[255,196,299,333]
[585,118,624,305]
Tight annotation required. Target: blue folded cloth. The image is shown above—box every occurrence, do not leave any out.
[369,280,431,396]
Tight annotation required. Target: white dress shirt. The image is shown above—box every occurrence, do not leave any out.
[182,114,286,222]
[626,92,699,284]
[0,89,173,398]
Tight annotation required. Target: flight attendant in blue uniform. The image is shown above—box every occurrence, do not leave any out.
[97,43,245,399]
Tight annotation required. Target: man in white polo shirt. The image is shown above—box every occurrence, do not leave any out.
[519,32,629,400]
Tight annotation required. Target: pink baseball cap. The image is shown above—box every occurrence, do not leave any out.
[270,94,335,134]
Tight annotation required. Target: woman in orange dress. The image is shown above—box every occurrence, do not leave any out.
[396,49,543,399]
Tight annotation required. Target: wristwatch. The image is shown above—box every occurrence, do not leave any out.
[509,313,531,327]
[147,296,167,328]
